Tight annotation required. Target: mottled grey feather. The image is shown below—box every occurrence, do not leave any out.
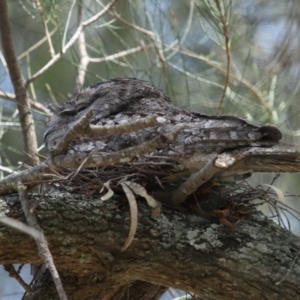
[44,78,282,165]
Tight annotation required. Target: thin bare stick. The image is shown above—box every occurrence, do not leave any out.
[111,7,155,38]
[0,0,39,166]
[0,162,51,195]
[17,28,57,60]
[51,124,185,168]
[50,110,158,154]
[0,165,14,174]
[74,0,89,91]
[74,3,153,90]
[0,90,52,115]
[26,0,119,85]
[34,0,55,57]
[18,183,68,300]
[1,144,300,198]
[111,7,167,65]
[74,7,153,90]
[88,43,154,63]
[0,125,184,194]
[215,0,231,115]
[0,215,42,239]
[173,153,236,203]
[3,264,33,295]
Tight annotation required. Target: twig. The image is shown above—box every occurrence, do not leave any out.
[3,264,33,295]
[0,162,51,195]
[17,28,57,60]
[34,0,55,57]
[0,0,39,166]
[18,183,68,300]
[0,90,52,115]
[46,109,93,153]
[74,2,153,90]
[26,0,119,85]
[89,117,158,135]
[48,109,158,154]
[0,146,300,197]
[0,165,14,174]
[215,0,231,115]
[88,43,154,63]
[173,153,236,203]
[0,124,184,194]
[110,7,155,39]
[111,7,167,65]
[74,0,89,91]
[51,124,185,168]
[0,216,42,239]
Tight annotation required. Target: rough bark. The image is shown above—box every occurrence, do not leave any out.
[0,193,300,299]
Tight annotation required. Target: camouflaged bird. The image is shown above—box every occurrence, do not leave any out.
[44,78,282,166]
[42,78,300,204]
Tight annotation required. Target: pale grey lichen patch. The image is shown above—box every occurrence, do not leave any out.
[218,258,228,267]
[232,243,263,263]
[187,225,223,252]
[155,213,176,234]
[191,242,211,251]
[239,222,259,240]
[245,242,254,249]
[149,228,159,238]
[254,243,272,254]
[187,229,200,240]
[59,246,77,255]
[79,254,91,264]
[236,247,259,262]
[0,198,9,216]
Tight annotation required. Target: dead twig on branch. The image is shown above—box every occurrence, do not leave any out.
[0,124,185,195]
[47,109,159,155]
[173,153,236,203]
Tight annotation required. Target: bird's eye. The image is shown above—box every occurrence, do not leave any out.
[59,108,76,116]
[75,104,87,113]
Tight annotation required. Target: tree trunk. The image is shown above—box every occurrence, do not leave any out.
[0,193,300,299]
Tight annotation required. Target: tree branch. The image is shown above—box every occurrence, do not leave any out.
[0,0,39,166]
[1,194,299,299]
